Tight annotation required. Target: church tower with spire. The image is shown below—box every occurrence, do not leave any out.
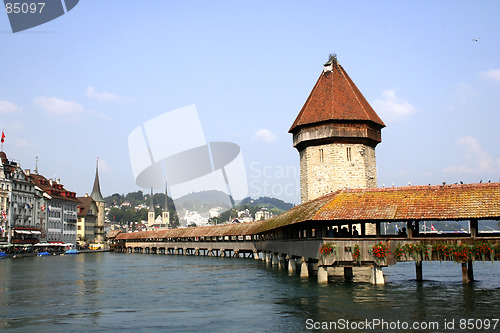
[148,188,155,228]
[289,55,385,203]
[162,183,170,228]
[91,158,105,243]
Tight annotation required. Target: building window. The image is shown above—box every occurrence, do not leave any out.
[346,147,352,162]
[319,148,324,162]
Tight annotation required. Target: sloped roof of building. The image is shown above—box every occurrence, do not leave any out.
[107,229,122,239]
[117,221,264,240]
[289,56,385,133]
[29,173,79,202]
[77,196,97,217]
[116,182,500,241]
[257,182,500,233]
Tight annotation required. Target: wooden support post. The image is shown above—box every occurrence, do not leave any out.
[253,250,260,260]
[467,260,474,282]
[287,255,296,274]
[278,255,286,270]
[344,266,353,282]
[462,262,470,284]
[272,253,279,266]
[318,266,328,284]
[415,261,423,281]
[407,221,413,239]
[300,257,309,278]
[470,219,478,239]
[370,265,384,285]
[376,223,381,237]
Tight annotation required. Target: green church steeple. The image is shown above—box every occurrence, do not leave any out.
[91,158,104,202]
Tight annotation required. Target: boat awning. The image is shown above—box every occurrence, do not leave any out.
[15,230,32,234]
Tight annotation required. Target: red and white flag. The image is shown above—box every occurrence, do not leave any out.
[431,224,436,231]
[1,131,5,144]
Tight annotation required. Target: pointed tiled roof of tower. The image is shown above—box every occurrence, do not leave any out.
[91,160,104,202]
[289,55,385,133]
[163,182,169,210]
[149,188,155,212]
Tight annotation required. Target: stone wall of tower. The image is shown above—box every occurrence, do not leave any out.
[162,211,169,226]
[299,143,377,203]
[95,201,105,243]
[148,211,155,227]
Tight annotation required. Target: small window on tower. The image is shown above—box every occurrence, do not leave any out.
[346,147,352,161]
[319,148,324,162]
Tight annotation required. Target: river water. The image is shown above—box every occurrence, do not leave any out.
[1,252,499,332]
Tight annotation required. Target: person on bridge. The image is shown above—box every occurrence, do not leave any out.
[352,226,359,237]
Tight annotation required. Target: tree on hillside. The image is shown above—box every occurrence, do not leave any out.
[125,191,144,206]
[108,206,147,224]
[105,193,123,207]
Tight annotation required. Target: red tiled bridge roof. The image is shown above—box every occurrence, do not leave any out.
[116,182,500,240]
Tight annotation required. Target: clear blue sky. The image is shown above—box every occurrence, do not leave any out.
[1,1,499,204]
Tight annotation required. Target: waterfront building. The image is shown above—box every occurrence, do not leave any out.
[29,173,78,244]
[90,160,105,243]
[289,55,385,203]
[31,182,49,243]
[76,194,98,245]
[0,155,11,248]
[0,152,40,246]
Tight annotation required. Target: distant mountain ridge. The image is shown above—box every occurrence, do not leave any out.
[104,190,295,222]
[239,196,294,212]
[174,190,233,212]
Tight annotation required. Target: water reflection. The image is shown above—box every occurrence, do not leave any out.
[0,253,499,332]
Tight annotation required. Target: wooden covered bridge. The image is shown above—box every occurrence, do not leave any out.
[114,182,500,285]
